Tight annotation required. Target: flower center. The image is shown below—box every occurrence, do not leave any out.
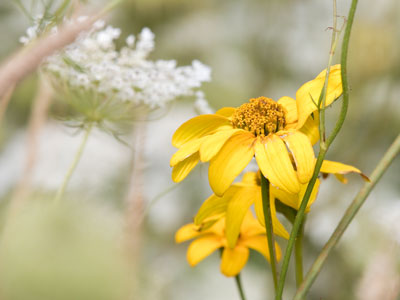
[231,97,286,136]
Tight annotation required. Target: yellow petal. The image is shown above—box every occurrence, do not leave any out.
[300,178,321,209]
[241,236,282,262]
[175,223,202,243]
[321,160,361,175]
[225,187,258,248]
[278,96,298,127]
[220,245,249,277]
[171,153,199,182]
[170,137,205,167]
[209,132,256,196]
[282,131,315,184]
[194,187,240,226]
[255,136,300,194]
[241,171,259,185]
[254,189,290,239]
[296,65,342,128]
[273,179,321,210]
[216,107,236,117]
[321,160,369,183]
[270,197,290,239]
[199,129,242,162]
[270,185,298,211]
[187,236,223,266]
[334,174,348,184]
[172,114,232,148]
[240,210,265,236]
[300,112,320,145]
[253,189,265,225]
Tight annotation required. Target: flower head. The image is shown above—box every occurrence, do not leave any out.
[20,17,211,111]
[170,66,342,196]
[194,162,367,244]
[175,211,281,277]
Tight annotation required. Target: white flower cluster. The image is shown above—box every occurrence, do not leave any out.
[21,17,212,109]
[19,15,57,45]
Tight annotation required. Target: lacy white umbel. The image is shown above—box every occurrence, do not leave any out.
[21,17,211,109]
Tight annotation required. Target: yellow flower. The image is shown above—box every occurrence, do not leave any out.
[194,161,366,244]
[175,211,281,277]
[170,65,342,196]
[194,171,291,246]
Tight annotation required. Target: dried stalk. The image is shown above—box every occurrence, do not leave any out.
[9,78,53,214]
[124,121,147,259]
[0,85,16,125]
[0,0,124,99]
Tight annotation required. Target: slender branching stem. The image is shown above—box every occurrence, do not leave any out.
[275,0,358,298]
[261,175,278,293]
[319,0,339,143]
[54,123,93,203]
[294,133,400,299]
[327,0,358,146]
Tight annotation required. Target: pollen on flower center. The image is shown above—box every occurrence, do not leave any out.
[231,97,286,136]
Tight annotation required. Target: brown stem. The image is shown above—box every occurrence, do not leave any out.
[9,78,53,214]
[124,120,147,260]
[0,85,15,126]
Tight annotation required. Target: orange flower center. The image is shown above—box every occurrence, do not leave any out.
[231,97,286,136]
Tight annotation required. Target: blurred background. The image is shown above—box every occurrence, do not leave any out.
[0,0,399,299]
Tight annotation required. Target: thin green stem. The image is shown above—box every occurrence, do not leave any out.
[275,0,358,297]
[295,218,305,288]
[275,149,326,300]
[54,123,93,203]
[294,133,400,299]
[261,174,278,293]
[327,0,358,147]
[235,274,247,300]
[319,0,339,143]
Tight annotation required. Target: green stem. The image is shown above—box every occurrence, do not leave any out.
[294,133,400,299]
[275,149,326,300]
[295,218,305,288]
[235,274,247,300]
[275,0,358,297]
[319,0,339,143]
[327,0,358,147]
[261,174,278,293]
[54,123,93,203]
